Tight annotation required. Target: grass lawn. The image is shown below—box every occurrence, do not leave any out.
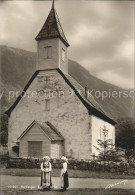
[1,168,135,179]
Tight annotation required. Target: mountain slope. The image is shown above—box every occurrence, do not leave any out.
[0,45,134,120]
[69,60,134,120]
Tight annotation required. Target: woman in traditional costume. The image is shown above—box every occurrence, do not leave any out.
[60,156,69,191]
[40,156,52,190]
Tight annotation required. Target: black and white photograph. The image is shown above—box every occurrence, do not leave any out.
[0,0,135,194]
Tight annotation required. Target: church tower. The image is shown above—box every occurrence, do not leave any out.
[35,0,70,74]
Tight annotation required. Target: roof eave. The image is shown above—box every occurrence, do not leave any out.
[35,35,70,47]
[88,108,117,125]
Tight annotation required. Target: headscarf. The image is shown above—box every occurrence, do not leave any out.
[61,156,68,162]
[43,156,50,162]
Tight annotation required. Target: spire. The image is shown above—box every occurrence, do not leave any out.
[52,0,55,9]
[35,0,69,47]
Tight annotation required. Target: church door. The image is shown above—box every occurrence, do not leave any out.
[28,141,42,158]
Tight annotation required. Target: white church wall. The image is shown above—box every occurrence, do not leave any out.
[59,39,68,74]
[8,70,92,159]
[91,115,115,156]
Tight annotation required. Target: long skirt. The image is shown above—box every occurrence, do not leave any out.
[41,171,52,188]
[61,171,69,189]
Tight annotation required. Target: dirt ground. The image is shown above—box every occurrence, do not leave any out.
[1,175,135,195]
[1,188,135,195]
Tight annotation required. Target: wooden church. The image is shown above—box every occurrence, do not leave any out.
[6,1,116,159]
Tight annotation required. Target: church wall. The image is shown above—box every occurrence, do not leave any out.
[8,70,92,159]
[91,115,115,156]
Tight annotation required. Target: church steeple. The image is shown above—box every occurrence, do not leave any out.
[35,0,69,47]
[35,0,69,74]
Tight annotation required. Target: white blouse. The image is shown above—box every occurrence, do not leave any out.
[61,162,67,174]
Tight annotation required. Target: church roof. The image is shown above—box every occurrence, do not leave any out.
[65,73,106,115]
[58,69,116,125]
[39,121,64,141]
[18,120,64,141]
[35,3,69,47]
[5,69,117,125]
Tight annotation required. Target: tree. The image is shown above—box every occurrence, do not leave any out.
[93,125,121,163]
[94,139,120,162]
[0,114,8,145]
[124,148,135,163]
[116,118,135,149]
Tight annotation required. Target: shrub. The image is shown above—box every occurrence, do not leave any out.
[12,145,19,156]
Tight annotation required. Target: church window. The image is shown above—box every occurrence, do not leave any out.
[44,76,50,84]
[62,48,65,61]
[45,99,50,111]
[44,46,52,59]
[102,128,108,138]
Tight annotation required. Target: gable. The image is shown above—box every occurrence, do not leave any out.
[18,123,50,141]
[18,120,64,141]
[5,69,116,125]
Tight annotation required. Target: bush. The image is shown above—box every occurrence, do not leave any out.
[12,145,19,156]
[0,114,8,145]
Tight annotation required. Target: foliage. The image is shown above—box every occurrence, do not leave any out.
[116,118,135,149]
[94,138,120,162]
[0,114,8,145]
[12,144,19,156]
[125,148,135,163]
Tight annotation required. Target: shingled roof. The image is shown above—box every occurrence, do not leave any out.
[18,120,64,141]
[35,1,69,47]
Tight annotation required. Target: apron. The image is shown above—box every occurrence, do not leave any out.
[41,162,52,188]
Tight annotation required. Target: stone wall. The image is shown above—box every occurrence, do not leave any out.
[7,158,132,175]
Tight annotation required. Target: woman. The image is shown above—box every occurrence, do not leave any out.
[40,156,52,190]
[60,156,69,191]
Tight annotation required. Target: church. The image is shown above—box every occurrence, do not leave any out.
[6,1,116,159]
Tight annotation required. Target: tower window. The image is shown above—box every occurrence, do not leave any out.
[102,128,108,138]
[62,48,65,62]
[45,99,50,111]
[44,46,52,59]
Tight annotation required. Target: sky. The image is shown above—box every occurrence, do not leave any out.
[0,0,134,89]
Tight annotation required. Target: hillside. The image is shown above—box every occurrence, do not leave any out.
[0,45,134,120]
